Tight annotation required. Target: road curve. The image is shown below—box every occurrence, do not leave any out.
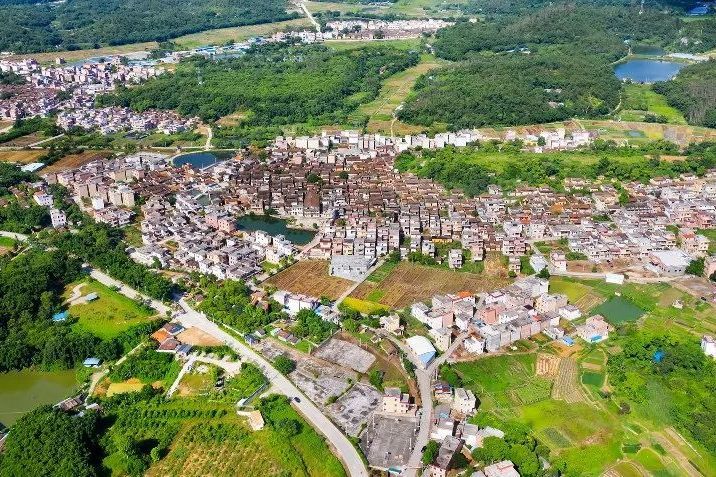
[175,299,369,477]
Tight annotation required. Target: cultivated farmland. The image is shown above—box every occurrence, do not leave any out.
[263,260,353,300]
[0,150,46,164]
[350,261,509,309]
[42,150,112,174]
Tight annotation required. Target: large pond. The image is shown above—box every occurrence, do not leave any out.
[0,369,76,428]
[173,151,221,169]
[614,59,685,83]
[237,215,316,245]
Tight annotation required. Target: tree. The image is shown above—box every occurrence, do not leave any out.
[685,258,705,276]
[471,436,509,464]
[274,355,296,375]
[368,369,384,390]
[276,418,302,437]
[0,406,100,477]
[537,268,551,279]
[422,440,440,465]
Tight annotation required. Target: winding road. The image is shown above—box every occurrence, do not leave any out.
[173,299,369,477]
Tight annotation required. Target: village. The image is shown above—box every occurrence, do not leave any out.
[7,123,711,475]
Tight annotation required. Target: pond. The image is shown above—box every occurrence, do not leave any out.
[236,214,316,245]
[614,60,685,83]
[173,151,221,169]
[0,369,77,428]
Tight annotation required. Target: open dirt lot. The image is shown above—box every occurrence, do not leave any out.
[0,149,46,164]
[176,327,223,346]
[263,260,354,300]
[314,338,376,374]
[42,150,112,174]
[329,383,382,436]
[350,261,510,309]
[360,414,419,470]
[258,339,356,405]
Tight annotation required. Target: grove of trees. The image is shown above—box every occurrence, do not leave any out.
[0,0,297,53]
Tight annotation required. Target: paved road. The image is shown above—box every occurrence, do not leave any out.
[174,299,369,477]
[0,231,29,241]
[379,331,467,476]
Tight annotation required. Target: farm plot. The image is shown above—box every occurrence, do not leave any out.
[591,297,645,325]
[0,149,46,164]
[350,261,509,309]
[41,150,112,174]
[453,354,551,409]
[536,353,560,377]
[263,260,353,300]
[552,357,590,404]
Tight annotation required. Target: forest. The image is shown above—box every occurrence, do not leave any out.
[653,60,716,128]
[398,2,716,129]
[395,140,716,195]
[0,0,296,54]
[98,45,419,125]
[398,48,622,129]
[48,223,177,301]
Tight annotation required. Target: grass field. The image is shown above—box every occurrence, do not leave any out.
[263,260,353,300]
[591,296,645,325]
[0,150,47,164]
[105,378,146,397]
[173,18,313,49]
[697,228,716,254]
[620,84,687,124]
[350,260,509,309]
[65,279,156,340]
[352,54,443,135]
[42,150,112,174]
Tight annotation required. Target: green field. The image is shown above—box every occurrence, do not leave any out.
[697,228,716,254]
[591,296,645,324]
[620,84,687,124]
[66,279,155,339]
[0,236,16,249]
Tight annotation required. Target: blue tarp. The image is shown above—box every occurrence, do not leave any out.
[52,311,69,322]
[562,336,575,346]
[653,350,665,363]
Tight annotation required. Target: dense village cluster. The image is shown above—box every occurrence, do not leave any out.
[324,19,454,39]
[23,125,716,477]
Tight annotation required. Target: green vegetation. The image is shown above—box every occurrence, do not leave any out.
[399,49,621,128]
[292,308,337,343]
[0,117,58,145]
[108,348,181,388]
[621,84,687,124]
[0,0,297,54]
[221,363,267,401]
[653,59,716,127]
[608,333,716,456]
[99,45,419,145]
[590,296,644,325]
[68,279,155,340]
[198,279,278,332]
[257,395,346,476]
[422,440,440,464]
[395,140,716,196]
[0,405,100,477]
[274,355,296,375]
[49,223,177,301]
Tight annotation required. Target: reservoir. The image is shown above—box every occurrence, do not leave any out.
[0,369,76,428]
[614,60,685,83]
[237,215,316,245]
